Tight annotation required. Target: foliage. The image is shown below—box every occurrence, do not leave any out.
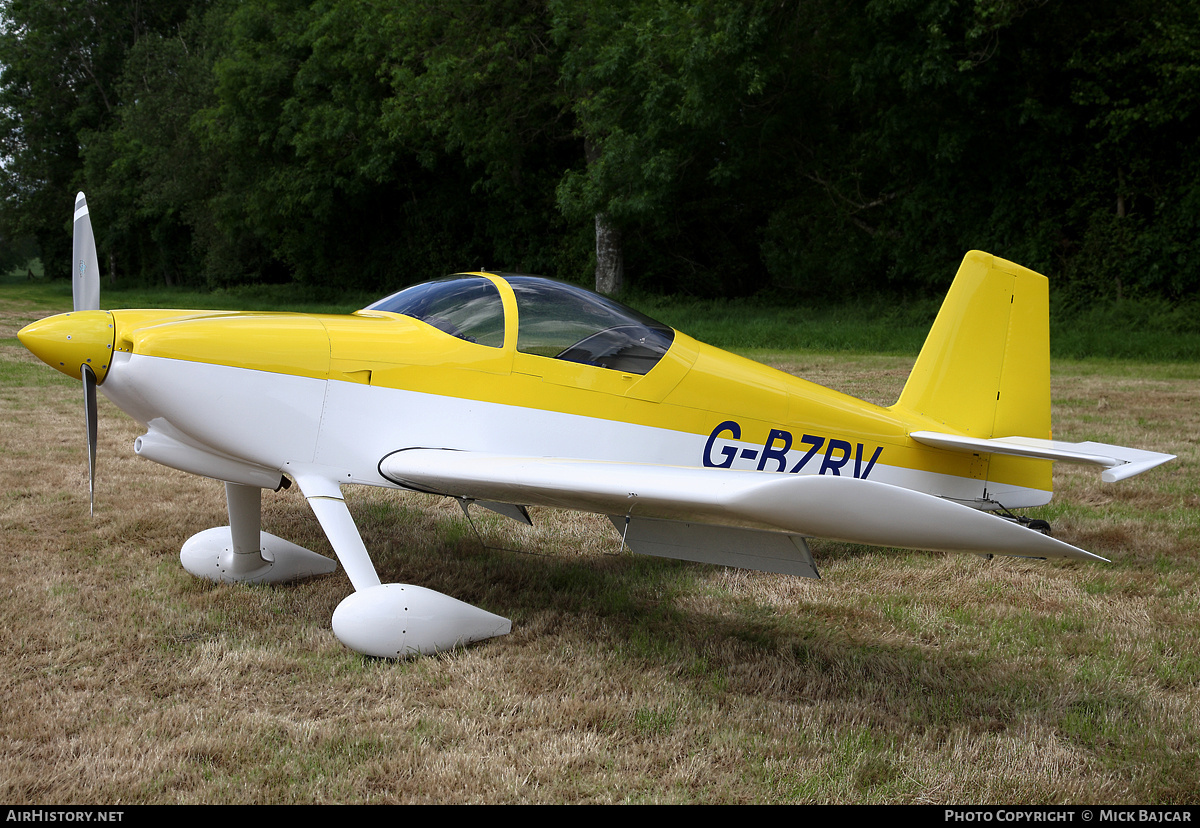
[0,0,196,278]
[0,0,1197,306]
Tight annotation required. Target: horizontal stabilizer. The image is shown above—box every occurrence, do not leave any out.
[910,431,1175,483]
[380,449,1106,563]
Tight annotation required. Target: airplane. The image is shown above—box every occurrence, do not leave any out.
[17,193,1175,658]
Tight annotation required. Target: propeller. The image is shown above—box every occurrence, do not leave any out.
[72,193,102,513]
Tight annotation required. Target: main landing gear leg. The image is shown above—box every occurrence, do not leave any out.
[989,501,1053,536]
[179,482,338,584]
[291,472,511,659]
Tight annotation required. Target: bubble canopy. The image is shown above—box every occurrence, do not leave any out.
[365,274,675,375]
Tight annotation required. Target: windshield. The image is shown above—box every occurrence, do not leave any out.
[364,276,505,347]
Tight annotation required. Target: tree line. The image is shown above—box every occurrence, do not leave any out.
[1,0,1197,302]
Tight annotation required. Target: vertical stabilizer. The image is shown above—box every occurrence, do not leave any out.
[894,251,1051,442]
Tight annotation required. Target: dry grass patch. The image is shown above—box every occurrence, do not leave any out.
[1,309,1198,803]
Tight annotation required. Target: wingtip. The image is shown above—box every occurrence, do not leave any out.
[1062,541,1109,564]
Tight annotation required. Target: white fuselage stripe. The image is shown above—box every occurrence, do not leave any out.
[103,355,1050,509]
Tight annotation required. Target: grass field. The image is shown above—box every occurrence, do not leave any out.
[1,279,1197,803]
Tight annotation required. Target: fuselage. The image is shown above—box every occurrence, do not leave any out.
[19,274,1053,513]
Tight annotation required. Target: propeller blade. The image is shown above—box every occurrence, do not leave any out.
[72,192,100,312]
[74,192,101,513]
[83,363,98,516]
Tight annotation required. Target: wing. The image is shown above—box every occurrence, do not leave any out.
[379,449,1105,574]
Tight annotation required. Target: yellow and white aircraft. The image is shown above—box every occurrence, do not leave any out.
[18,193,1174,657]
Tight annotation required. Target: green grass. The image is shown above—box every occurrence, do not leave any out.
[1,287,1197,801]
[637,292,1200,361]
[636,294,940,355]
[8,261,1199,360]
[0,263,378,314]
[3,259,1197,803]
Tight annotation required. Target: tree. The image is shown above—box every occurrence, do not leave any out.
[2,0,1196,303]
[0,0,195,278]
[553,0,792,295]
